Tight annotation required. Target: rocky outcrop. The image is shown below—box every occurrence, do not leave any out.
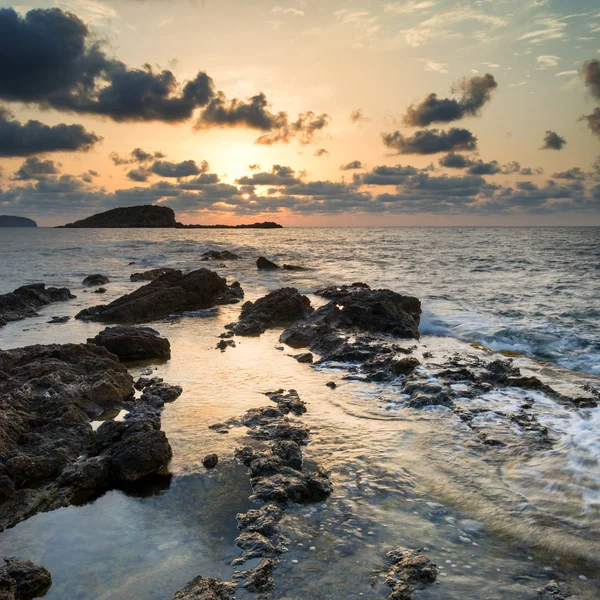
[201,250,241,260]
[170,576,235,600]
[256,257,280,270]
[82,274,109,287]
[0,216,37,228]
[76,268,243,324]
[88,326,171,361]
[0,343,178,530]
[280,284,421,350]
[0,558,52,599]
[384,549,438,600]
[130,268,178,282]
[0,284,75,327]
[62,205,178,228]
[227,288,313,335]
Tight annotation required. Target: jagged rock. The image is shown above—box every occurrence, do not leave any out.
[385,549,438,600]
[257,257,280,270]
[251,467,332,503]
[228,288,313,335]
[82,274,109,287]
[134,376,162,391]
[202,454,219,469]
[202,250,241,260]
[271,440,303,470]
[130,268,177,282]
[293,352,313,363]
[140,382,182,408]
[280,287,421,350]
[537,579,571,599]
[315,282,370,299]
[76,268,243,324]
[243,558,276,593]
[0,284,75,327]
[88,326,171,361]
[0,558,52,600]
[170,576,235,600]
[236,504,283,537]
[247,419,310,445]
[264,389,307,415]
[235,531,279,559]
[363,355,420,382]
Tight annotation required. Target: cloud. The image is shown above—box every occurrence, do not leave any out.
[536,55,560,69]
[360,164,421,185]
[403,73,497,126]
[0,106,100,157]
[126,168,150,182]
[552,167,586,180]
[466,160,501,175]
[350,109,367,123]
[13,157,60,180]
[340,160,364,170]
[384,1,438,15]
[255,111,331,145]
[383,128,477,154]
[439,153,472,169]
[518,18,567,43]
[235,165,302,186]
[580,108,600,138]
[248,164,261,171]
[110,148,165,165]
[314,148,329,157]
[541,130,566,150]
[271,7,304,17]
[419,59,448,73]
[150,159,208,178]
[582,59,600,100]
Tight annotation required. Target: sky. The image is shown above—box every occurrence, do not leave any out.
[0,0,599,226]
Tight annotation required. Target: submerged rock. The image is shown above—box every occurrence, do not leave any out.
[228,287,313,335]
[202,454,219,469]
[76,268,243,324]
[170,576,235,600]
[0,284,75,327]
[130,268,177,282]
[82,274,109,287]
[47,316,70,324]
[384,549,438,600]
[202,250,241,260]
[257,256,280,270]
[0,558,52,600]
[88,326,171,361]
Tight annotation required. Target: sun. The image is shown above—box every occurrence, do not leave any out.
[242,193,251,200]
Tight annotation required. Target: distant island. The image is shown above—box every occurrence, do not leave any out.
[0,215,37,227]
[60,205,282,229]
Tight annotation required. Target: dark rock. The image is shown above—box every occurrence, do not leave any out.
[134,376,162,391]
[293,352,313,363]
[385,549,438,600]
[202,454,219,469]
[130,268,178,282]
[170,575,235,600]
[251,468,332,503]
[363,355,420,382]
[0,558,52,600]
[247,419,310,445]
[326,381,337,389]
[282,264,309,271]
[228,288,313,336]
[315,282,370,300]
[47,316,70,324]
[235,531,279,559]
[236,504,283,537]
[271,440,303,470]
[243,558,275,593]
[92,288,106,294]
[537,579,571,599]
[88,326,171,361]
[216,339,236,351]
[140,382,182,408]
[64,205,178,229]
[264,389,307,415]
[257,257,280,270]
[0,216,37,228]
[82,274,109,287]
[0,284,75,327]
[202,250,241,260]
[76,268,243,324]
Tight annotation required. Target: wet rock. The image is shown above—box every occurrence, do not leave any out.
[243,558,275,593]
[315,282,370,300]
[228,288,313,336]
[293,352,313,363]
[76,268,243,324]
[283,264,309,271]
[140,382,182,408]
[202,250,241,260]
[265,389,307,415]
[235,530,279,560]
[271,440,303,470]
[247,419,310,445]
[92,288,106,294]
[134,376,162,391]
[280,287,421,350]
[82,274,109,287]
[251,468,332,503]
[537,579,571,599]
[385,549,438,600]
[257,256,280,270]
[216,339,236,351]
[47,316,70,324]
[0,284,75,327]
[202,454,219,469]
[88,326,171,361]
[236,504,283,537]
[363,355,420,382]
[130,268,177,282]
[0,558,52,600]
[170,576,235,600]
[326,381,337,389]
[240,407,285,428]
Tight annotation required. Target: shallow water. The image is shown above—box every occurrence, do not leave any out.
[0,227,598,598]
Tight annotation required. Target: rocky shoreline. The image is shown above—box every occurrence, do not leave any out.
[0,260,597,598]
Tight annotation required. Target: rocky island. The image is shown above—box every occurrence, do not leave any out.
[0,215,37,227]
[61,205,282,229]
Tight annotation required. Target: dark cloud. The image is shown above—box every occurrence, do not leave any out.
[350,109,367,123]
[126,168,150,182]
[404,74,497,127]
[360,164,420,185]
[467,160,501,175]
[582,59,600,101]
[541,130,566,150]
[580,108,600,138]
[13,157,60,180]
[110,148,165,165]
[383,128,477,154]
[518,167,544,176]
[340,160,364,170]
[314,148,329,157]
[150,159,207,178]
[236,165,301,186]
[81,169,98,183]
[0,107,100,157]
[248,164,261,171]
[552,167,586,180]
[255,111,331,146]
[439,153,472,169]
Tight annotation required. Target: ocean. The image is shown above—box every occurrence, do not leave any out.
[0,226,598,599]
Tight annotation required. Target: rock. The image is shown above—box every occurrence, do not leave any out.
[247,419,310,445]
[385,549,438,600]
[216,340,236,351]
[63,205,178,228]
[0,216,37,228]
[293,352,313,363]
[257,257,280,270]
[228,288,313,335]
[76,268,243,324]
[315,282,370,300]
[264,389,307,415]
[130,268,178,282]
[47,316,70,324]
[236,504,283,537]
[88,326,171,361]
[326,381,337,389]
[0,558,52,600]
[243,558,275,593]
[0,284,75,327]
[282,264,309,271]
[271,440,303,470]
[134,376,162,391]
[251,468,332,503]
[363,355,420,382]
[170,576,235,600]
[140,382,182,408]
[280,286,421,349]
[538,579,571,599]
[92,288,106,294]
[202,454,219,469]
[202,250,241,260]
[82,274,109,287]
